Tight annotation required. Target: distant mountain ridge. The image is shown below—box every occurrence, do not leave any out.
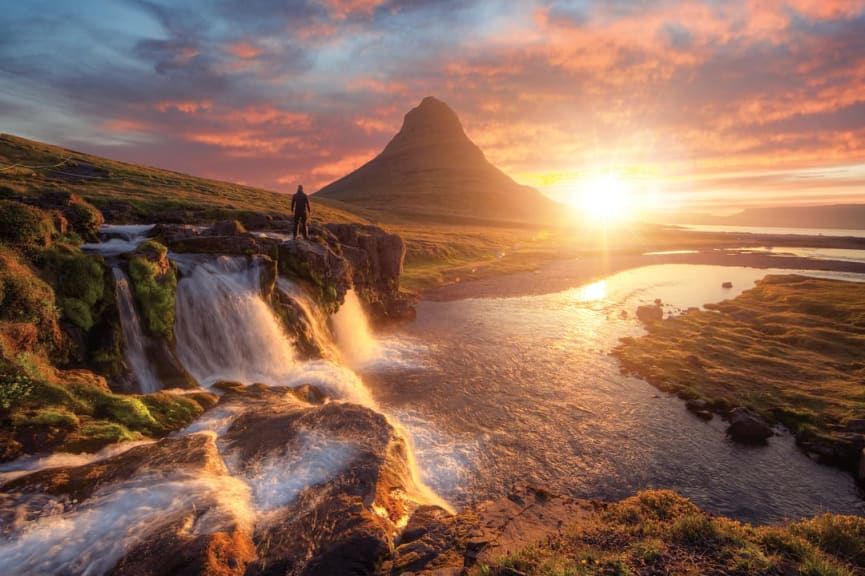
[315,97,571,226]
[664,204,865,231]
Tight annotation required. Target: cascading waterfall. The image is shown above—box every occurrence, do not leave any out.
[172,255,373,406]
[331,289,381,367]
[276,277,338,359]
[174,256,297,386]
[112,267,160,394]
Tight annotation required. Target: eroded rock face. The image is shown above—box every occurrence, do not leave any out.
[636,304,663,324]
[324,223,416,322]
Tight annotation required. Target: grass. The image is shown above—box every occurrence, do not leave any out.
[128,241,176,341]
[470,490,865,576]
[613,274,865,469]
[0,133,364,226]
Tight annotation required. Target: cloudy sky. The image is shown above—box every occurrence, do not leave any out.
[2,0,864,214]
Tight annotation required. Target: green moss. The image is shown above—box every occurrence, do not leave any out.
[78,421,140,443]
[0,362,34,410]
[12,407,79,429]
[128,241,176,341]
[36,245,105,331]
[0,200,55,247]
[0,246,58,329]
[140,392,207,433]
[91,392,157,431]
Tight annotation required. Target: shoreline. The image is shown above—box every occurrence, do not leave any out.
[421,249,865,302]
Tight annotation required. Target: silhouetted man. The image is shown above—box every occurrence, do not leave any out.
[291,184,311,240]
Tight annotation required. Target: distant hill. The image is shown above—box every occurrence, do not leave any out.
[0,134,364,225]
[315,97,572,226]
[662,204,865,231]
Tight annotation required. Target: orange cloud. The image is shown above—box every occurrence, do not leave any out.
[101,118,152,133]
[319,0,386,19]
[153,100,213,114]
[226,42,262,60]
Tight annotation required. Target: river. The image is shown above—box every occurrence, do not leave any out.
[361,264,865,524]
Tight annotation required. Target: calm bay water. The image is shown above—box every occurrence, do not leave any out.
[684,224,865,238]
[362,264,865,524]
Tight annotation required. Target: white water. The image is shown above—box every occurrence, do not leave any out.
[332,290,381,367]
[112,268,160,394]
[0,468,254,576]
[275,277,337,359]
[82,225,154,256]
[173,255,373,405]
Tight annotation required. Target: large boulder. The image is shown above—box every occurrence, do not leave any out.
[726,407,773,444]
[219,385,429,575]
[277,239,352,311]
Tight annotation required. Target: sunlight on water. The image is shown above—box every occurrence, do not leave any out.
[574,279,606,302]
[369,264,865,522]
[332,289,381,367]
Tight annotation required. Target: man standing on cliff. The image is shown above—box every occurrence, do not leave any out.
[291,184,311,240]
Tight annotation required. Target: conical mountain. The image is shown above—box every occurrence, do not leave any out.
[315,97,569,225]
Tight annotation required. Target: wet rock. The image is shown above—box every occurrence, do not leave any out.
[727,407,773,444]
[636,304,663,324]
[220,388,424,575]
[208,219,247,236]
[685,399,713,421]
[391,506,465,574]
[722,281,733,288]
[277,238,352,309]
[859,448,865,482]
[323,223,416,322]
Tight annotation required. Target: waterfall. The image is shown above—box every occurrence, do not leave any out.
[174,256,296,386]
[172,256,374,405]
[275,278,337,359]
[113,268,160,394]
[331,290,380,367]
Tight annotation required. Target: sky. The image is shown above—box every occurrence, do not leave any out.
[1,0,864,215]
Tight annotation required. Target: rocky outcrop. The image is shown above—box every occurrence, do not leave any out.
[325,223,416,322]
[727,407,773,443]
[27,191,104,242]
[636,303,663,324]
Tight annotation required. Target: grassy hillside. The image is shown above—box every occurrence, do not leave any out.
[0,134,364,225]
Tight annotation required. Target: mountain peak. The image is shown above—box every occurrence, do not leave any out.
[382,96,470,157]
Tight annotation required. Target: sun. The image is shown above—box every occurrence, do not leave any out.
[578,172,632,223]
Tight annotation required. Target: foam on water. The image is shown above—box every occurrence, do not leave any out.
[239,431,358,514]
[0,441,152,485]
[0,470,254,576]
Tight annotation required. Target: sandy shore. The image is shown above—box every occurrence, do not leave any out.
[423,249,865,301]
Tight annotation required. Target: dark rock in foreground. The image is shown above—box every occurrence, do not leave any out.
[727,407,774,444]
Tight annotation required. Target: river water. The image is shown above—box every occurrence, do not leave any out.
[361,264,865,524]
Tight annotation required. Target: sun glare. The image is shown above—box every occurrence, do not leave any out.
[579,172,632,223]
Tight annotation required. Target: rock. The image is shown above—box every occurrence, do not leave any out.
[237,212,272,230]
[636,304,663,324]
[685,399,713,421]
[170,233,274,255]
[722,281,733,288]
[727,407,773,443]
[30,192,104,241]
[220,387,427,575]
[208,219,247,236]
[277,238,352,310]
[859,448,865,482]
[391,506,464,574]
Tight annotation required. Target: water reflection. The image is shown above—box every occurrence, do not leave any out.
[362,264,865,524]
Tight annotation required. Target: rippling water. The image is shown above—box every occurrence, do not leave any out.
[362,264,865,524]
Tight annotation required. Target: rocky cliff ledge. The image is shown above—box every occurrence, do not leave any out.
[154,219,415,323]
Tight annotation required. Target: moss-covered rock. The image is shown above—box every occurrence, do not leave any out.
[0,199,55,248]
[36,244,106,332]
[0,245,62,353]
[128,240,176,341]
[33,192,104,242]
